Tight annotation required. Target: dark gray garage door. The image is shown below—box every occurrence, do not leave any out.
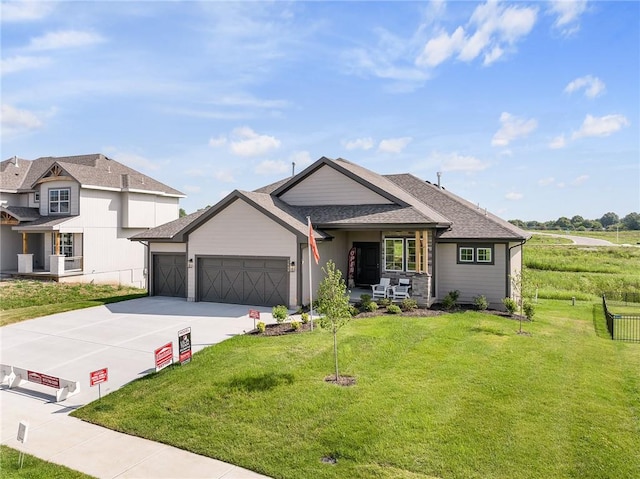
[197,256,288,307]
[153,254,186,297]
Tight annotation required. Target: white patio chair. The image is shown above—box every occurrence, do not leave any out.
[371,277,391,300]
[391,284,411,301]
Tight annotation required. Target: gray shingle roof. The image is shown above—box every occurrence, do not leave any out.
[1,154,184,196]
[386,174,530,240]
[133,157,529,242]
[0,206,41,221]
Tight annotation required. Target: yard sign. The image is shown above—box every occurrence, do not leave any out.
[154,342,173,372]
[178,327,192,365]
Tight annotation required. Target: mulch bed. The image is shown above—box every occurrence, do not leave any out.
[249,321,313,336]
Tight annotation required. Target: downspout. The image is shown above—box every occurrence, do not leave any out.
[507,239,527,298]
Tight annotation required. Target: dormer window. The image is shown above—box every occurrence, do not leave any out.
[49,188,70,214]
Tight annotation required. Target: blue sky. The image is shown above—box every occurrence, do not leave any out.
[2,0,638,221]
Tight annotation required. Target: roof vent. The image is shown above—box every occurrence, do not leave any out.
[12,156,19,167]
[437,171,442,188]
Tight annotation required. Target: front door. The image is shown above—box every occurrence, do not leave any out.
[354,242,380,286]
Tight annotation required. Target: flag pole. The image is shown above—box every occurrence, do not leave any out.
[308,216,314,331]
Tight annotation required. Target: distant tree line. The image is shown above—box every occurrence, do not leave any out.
[509,212,640,231]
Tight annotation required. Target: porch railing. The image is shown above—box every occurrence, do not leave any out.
[64,256,83,272]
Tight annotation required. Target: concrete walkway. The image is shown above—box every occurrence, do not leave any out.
[1,297,274,478]
[532,232,615,246]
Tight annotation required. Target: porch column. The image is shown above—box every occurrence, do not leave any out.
[22,233,28,254]
[50,254,66,276]
[423,230,429,273]
[55,232,61,255]
[18,254,33,273]
[415,231,422,273]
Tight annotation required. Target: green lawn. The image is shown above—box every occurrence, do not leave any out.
[0,446,94,479]
[530,230,640,245]
[0,281,146,326]
[72,301,640,479]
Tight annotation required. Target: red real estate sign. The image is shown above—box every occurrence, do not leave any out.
[90,368,108,387]
[154,342,174,372]
[27,370,60,389]
[178,327,192,365]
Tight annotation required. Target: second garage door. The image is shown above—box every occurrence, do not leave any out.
[153,254,186,297]
[197,256,289,307]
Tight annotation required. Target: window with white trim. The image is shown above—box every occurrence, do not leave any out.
[34,192,40,203]
[384,238,417,272]
[49,188,70,214]
[52,233,73,257]
[457,245,494,265]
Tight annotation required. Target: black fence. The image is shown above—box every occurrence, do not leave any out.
[602,291,640,304]
[602,295,640,342]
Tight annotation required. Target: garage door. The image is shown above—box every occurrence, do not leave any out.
[153,254,186,297]
[197,256,288,307]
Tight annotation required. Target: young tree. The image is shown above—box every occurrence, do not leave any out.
[316,260,352,381]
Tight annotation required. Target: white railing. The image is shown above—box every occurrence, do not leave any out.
[64,256,83,272]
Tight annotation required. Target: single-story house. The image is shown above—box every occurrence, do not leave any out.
[0,154,184,287]
[131,156,530,308]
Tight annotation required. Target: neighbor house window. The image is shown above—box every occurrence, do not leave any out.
[457,245,494,265]
[49,188,70,214]
[52,233,73,257]
[34,192,40,203]
[384,237,417,272]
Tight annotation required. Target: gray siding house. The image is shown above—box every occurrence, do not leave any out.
[132,157,530,309]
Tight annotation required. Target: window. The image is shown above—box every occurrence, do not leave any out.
[457,245,494,265]
[477,247,492,263]
[49,188,70,214]
[52,233,73,257]
[384,238,404,271]
[34,192,40,203]
[384,238,417,272]
[459,247,474,263]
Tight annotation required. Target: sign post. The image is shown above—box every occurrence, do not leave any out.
[154,342,174,372]
[16,420,28,468]
[249,309,260,329]
[90,368,108,400]
[178,327,192,365]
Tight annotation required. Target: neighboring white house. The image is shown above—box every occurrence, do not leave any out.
[132,156,530,308]
[0,154,184,287]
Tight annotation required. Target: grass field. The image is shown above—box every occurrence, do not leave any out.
[73,301,640,479]
[0,446,94,479]
[530,230,640,245]
[523,244,640,301]
[0,281,146,326]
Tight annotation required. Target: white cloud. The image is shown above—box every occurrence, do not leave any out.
[210,94,289,110]
[255,160,290,176]
[505,192,523,200]
[436,152,490,173]
[1,103,43,137]
[213,169,235,183]
[344,137,374,151]
[549,134,566,149]
[417,1,537,68]
[103,148,159,171]
[1,1,55,22]
[229,127,280,157]
[416,27,465,67]
[571,174,589,186]
[1,55,51,75]
[565,75,605,98]
[28,30,105,51]
[538,177,555,186]
[378,136,412,153]
[208,136,227,148]
[492,112,537,146]
[571,114,629,139]
[548,0,588,35]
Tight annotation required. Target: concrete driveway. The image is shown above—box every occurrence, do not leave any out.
[1,297,275,478]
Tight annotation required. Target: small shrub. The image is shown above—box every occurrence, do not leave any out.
[300,312,309,324]
[291,320,301,331]
[272,305,288,324]
[523,301,536,320]
[349,305,359,317]
[400,298,418,311]
[359,294,372,308]
[442,290,460,310]
[387,304,402,314]
[502,297,517,315]
[379,297,392,307]
[256,321,266,333]
[474,295,488,311]
[365,301,378,312]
